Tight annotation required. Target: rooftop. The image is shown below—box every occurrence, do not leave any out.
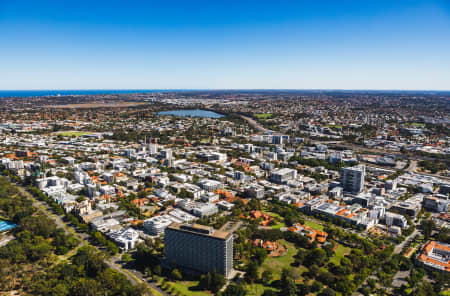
[168,222,232,240]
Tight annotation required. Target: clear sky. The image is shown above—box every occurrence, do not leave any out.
[1,0,449,90]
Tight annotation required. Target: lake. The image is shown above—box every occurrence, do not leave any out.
[157,109,224,118]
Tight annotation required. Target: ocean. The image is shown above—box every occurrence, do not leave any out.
[0,89,183,98]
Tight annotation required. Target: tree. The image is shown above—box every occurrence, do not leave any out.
[245,261,259,283]
[122,253,133,263]
[262,290,277,296]
[280,268,291,287]
[280,279,297,296]
[200,273,212,290]
[72,278,101,296]
[51,283,69,296]
[29,242,52,261]
[261,270,272,284]
[311,280,323,293]
[322,242,335,257]
[367,278,377,290]
[319,287,337,296]
[340,257,353,274]
[304,248,327,267]
[252,247,268,265]
[297,284,311,296]
[71,246,106,278]
[153,265,162,276]
[421,219,435,240]
[170,269,182,281]
[200,271,225,293]
[223,284,246,296]
[144,267,152,278]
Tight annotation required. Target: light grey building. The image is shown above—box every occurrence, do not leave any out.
[269,168,297,184]
[165,223,233,277]
[341,165,365,193]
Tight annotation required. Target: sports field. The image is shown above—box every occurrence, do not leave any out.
[53,131,93,137]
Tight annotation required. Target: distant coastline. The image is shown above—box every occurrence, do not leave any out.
[1,89,449,98]
[0,89,179,98]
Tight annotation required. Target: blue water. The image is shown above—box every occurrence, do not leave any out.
[0,220,17,232]
[158,109,224,118]
[0,89,190,98]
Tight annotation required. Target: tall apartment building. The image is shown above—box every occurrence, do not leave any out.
[341,165,365,193]
[165,223,233,277]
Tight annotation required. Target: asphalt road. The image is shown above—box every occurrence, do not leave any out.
[240,115,268,133]
[394,228,419,255]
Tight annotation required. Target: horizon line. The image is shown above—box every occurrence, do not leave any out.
[1,88,450,92]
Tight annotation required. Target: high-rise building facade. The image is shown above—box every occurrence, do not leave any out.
[165,223,233,277]
[341,165,365,193]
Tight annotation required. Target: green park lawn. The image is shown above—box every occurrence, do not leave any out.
[167,280,210,296]
[264,211,281,218]
[326,124,343,129]
[270,221,286,230]
[54,131,93,137]
[329,243,351,265]
[245,283,279,296]
[246,239,309,295]
[303,219,325,231]
[262,212,285,230]
[254,113,273,119]
[259,240,306,280]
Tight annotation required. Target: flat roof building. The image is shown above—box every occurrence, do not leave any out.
[269,168,297,184]
[341,165,365,193]
[144,215,179,235]
[417,241,450,273]
[165,223,233,277]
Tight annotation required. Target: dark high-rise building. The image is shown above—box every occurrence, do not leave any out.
[341,165,365,193]
[165,223,233,277]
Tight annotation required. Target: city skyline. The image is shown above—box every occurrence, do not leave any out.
[1,0,450,90]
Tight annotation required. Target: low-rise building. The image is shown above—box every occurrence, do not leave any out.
[143,215,178,235]
[108,227,140,251]
[269,168,297,184]
[416,241,450,273]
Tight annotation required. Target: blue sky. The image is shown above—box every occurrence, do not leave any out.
[1,0,449,90]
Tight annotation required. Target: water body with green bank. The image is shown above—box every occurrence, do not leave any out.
[157,109,224,118]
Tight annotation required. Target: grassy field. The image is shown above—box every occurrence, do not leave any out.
[167,281,210,296]
[329,243,351,265]
[246,239,308,295]
[264,211,281,218]
[262,211,285,230]
[326,124,343,129]
[254,113,273,119]
[303,219,325,231]
[53,131,93,137]
[259,240,302,280]
[270,222,286,230]
[245,283,279,296]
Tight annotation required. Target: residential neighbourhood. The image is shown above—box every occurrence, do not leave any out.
[0,91,449,296]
